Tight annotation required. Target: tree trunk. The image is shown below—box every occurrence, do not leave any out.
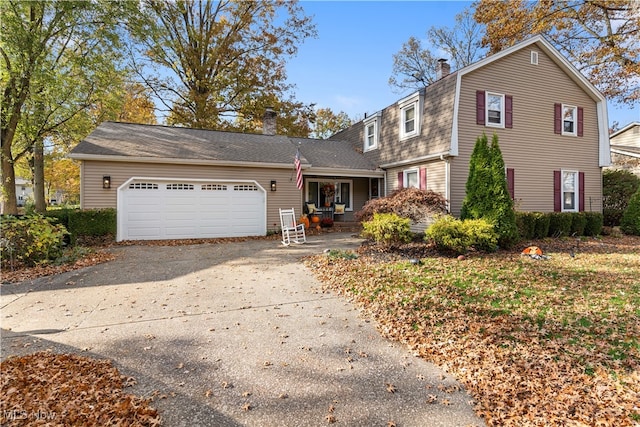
[1,140,18,215]
[33,138,46,212]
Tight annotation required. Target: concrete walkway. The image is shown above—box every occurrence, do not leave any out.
[1,233,484,426]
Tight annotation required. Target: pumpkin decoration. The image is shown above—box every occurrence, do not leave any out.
[299,215,310,229]
[311,215,320,224]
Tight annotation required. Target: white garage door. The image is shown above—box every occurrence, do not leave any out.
[117,178,266,241]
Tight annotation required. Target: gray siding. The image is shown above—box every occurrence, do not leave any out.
[80,160,302,232]
[450,43,603,215]
[362,76,456,167]
[330,75,456,168]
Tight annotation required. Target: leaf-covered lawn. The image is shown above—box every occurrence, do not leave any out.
[305,236,640,426]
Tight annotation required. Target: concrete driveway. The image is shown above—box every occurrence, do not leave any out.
[1,232,484,427]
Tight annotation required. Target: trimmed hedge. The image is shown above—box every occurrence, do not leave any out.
[621,187,640,235]
[583,212,603,236]
[426,215,498,254]
[46,208,116,244]
[515,211,603,239]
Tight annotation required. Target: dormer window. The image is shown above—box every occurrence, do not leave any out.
[363,112,380,152]
[398,92,422,140]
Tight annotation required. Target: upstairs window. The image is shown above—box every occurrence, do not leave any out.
[402,104,416,135]
[363,113,380,152]
[476,90,513,128]
[554,103,583,137]
[563,106,576,134]
[487,93,504,126]
[398,92,421,140]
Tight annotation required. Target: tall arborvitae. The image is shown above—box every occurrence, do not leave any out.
[461,133,492,220]
[461,133,518,248]
[488,133,518,248]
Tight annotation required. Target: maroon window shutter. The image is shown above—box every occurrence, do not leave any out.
[397,171,404,189]
[507,168,515,200]
[577,107,584,137]
[579,172,585,211]
[420,167,427,190]
[476,91,485,125]
[553,170,561,212]
[505,95,513,129]
[554,103,562,134]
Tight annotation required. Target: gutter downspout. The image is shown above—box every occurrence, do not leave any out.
[441,154,450,213]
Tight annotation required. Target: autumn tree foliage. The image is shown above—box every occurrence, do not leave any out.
[132,0,317,134]
[389,9,486,91]
[1,0,134,214]
[355,187,448,223]
[461,133,518,248]
[474,0,640,106]
[310,108,352,139]
[118,83,157,125]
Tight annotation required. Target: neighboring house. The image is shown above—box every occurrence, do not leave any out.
[70,35,610,242]
[68,121,383,241]
[333,35,610,216]
[608,122,640,176]
[15,177,33,208]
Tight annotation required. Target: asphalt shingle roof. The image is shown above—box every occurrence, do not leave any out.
[71,122,379,171]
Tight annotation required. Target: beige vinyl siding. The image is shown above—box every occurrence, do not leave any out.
[80,160,302,232]
[611,124,640,148]
[450,43,603,215]
[386,160,447,196]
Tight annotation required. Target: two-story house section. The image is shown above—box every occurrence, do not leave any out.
[333,35,610,216]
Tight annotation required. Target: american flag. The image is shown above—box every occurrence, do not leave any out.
[294,148,303,190]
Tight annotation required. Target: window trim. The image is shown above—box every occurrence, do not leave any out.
[486,92,505,128]
[562,104,578,136]
[363,113,380,152]
[403,168,420,189]
[398,92,421,140]
[561,170,579,212]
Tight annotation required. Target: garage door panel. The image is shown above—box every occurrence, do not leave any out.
[119,179,266,241]
[127,227,163,239]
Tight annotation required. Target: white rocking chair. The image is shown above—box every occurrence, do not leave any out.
[279,208,306,246]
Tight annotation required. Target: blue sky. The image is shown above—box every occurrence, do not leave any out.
[286,1,639,128]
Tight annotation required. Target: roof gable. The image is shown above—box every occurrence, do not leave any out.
[450,35,610,166]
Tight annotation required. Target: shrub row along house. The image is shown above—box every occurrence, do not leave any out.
[69,35,610,242]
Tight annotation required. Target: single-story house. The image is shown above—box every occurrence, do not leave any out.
[69,121,383,241]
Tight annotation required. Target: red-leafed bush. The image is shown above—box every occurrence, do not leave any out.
[355,188,447,223]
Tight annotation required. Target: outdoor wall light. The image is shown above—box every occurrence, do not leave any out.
[270,180,277,191]
[103,175,111,189]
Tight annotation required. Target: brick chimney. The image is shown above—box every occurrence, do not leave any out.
[263,107,277,136]
[436,58,450,80]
